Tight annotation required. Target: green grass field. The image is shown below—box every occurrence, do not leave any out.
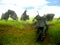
[0,19,60,45]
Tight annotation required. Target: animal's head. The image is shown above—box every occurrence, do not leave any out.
[1,13,9,20]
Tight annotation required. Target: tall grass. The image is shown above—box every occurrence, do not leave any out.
[0,19,60,45]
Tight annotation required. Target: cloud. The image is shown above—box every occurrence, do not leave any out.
[0,0,48,18]
[0,0,60,18]
[0,0,48,7]
[38,5,60,18]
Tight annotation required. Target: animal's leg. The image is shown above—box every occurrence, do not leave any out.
[38,26,48,42]
[36,27,42,42]
[42,26,47,36]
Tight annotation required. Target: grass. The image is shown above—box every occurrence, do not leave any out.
[0,19,60,45]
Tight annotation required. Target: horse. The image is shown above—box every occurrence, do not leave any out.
[33,16,48,42]
[20,10,29,21]
[1,9,18,21]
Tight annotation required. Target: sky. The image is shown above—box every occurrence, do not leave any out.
[0,0,60,18]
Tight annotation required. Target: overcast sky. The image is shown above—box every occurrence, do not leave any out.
[0,0,60,18]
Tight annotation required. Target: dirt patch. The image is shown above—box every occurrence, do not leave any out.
[0,24,35,35]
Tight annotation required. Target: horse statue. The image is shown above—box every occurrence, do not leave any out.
[33,11,48,42]
[20,10,29,21]
[1,9,18,20]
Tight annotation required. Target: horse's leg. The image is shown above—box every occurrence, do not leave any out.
[40,25,48,41]
[36,27,47,42]
[36,27,44,42]
[42,26,47,36]
[36,27,42,42]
